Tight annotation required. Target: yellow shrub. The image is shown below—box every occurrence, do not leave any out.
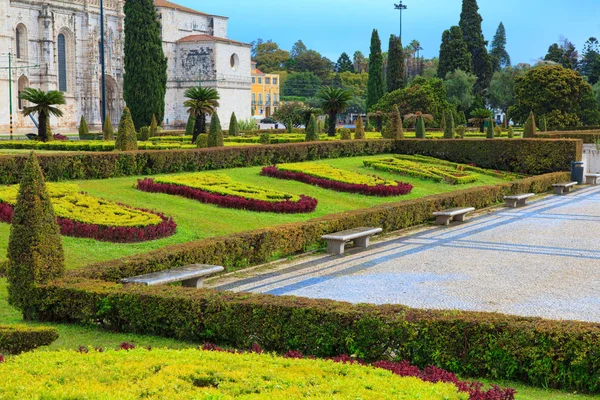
[278,163,399,187]
[0,348,466,399]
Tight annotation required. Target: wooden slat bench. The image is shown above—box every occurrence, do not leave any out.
[432,207,475,226]
[504,193,535,208]
[121,265,224,288]
[321,227,382,255]
[585,174,600,186]
[552,182,577,195]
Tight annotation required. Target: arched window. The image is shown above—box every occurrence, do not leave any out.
[57,34,67,92]
[17,75,29,110]
[15,24,27,59]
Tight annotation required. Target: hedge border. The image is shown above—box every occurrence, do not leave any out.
[536,132,600,144]
[0,325,59,355]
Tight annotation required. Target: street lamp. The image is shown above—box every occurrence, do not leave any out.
[393,1,407,39]
[100,0,107,128]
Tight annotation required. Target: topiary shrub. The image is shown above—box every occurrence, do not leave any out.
[539,116,547,132]
[486,117,495,139]
[508,126,514,138]
[259,132,271,145]
[195,134,209,148]
[339,128,352,140]
[455,125,466,139]
[115,107,138,151]
[139,126,150,142]
[494,126,503,137]
[150,114,158,138]
[228,112,240,137]
[207,114,223,147]
[103,118,114,141]
[444,112,455,139]
[354,116,365,140]
[415,116,426,139]
[523,111,537,138]
[7,152,65,311]
[383,105,402,139]
[0,325,59,354]
[185,115,196,136]
[78,115,89,139]
[305,114,319,142]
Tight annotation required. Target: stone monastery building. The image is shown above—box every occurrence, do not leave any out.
[0,0,251,131]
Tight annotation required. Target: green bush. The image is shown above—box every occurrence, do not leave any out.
[195,134,208,148]
[78,115,89,139]
[103,118,114,141]
[444,112,454,139]
[354,117,365,140]
[486,117,495,139]
[382,105,403,139]
[507,126,514,138]
[115,107,138,151]
[415,116,426,139]
[494,126,503,137]
[305,114,319,142]
[0,325,58,354]
[455,125,466,138]
[7,153,65,310]
[259,132,270,145]
[138,126,150,142]
[523,111,537,138]
[536,131,600,143]
[228,112,240,137]
[150,114,158,138]
[339,128,352,140]
[185,115,195,136]
[207,114,223,147]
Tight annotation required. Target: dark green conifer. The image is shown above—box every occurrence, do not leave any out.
[416,116,426,139]
[459,0,493,95]
[490,22,511,72]
[103,117,114,141]
[523,111,537,138]
[150,114,158,138]
[207,113,223,147]
[486,117,495,138]
[366,30,385,111]
[115,107,138,151]
[185,115,196,136]
[444,112,455,138]
[305,114,319,141]
[78,115,89,139]
[228,112,240,137]
[438,26,472,78]
[387,35,404,92]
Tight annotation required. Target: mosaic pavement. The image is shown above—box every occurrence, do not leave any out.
[211,185,600,322]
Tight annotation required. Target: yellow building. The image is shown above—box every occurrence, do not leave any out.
[251,61,280,119]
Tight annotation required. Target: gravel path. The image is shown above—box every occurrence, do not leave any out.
[210,185,600,322]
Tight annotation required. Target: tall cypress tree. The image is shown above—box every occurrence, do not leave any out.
[438,26,472,79]
[386,35,404,93]
[459,0,493,95]
[490,22,511,72]
[123,0,167,129]
[366,30,385,111]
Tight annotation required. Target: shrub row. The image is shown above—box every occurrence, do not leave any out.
[0,325,58,355]
[261,166,414,197]
[29,276,600,393]
[393,139,582,175]
[137,178,318,214]
[73,172,569,282]
[536,131,600,144]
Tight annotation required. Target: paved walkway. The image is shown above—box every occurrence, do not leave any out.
[210,185,600,323]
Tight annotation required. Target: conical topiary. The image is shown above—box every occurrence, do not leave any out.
[305,114,319,142]
[7,152,65,311]
[444,112,455,139]
[103,117,114,141]
[486,117,495,139]
[185,114,196,136]
[507,126,514,138]
[523,111,537,138]
[78,115,89,139]
[150,114,158,138]
[354,116,365,140]
[228,112,240,137]
[207,113,223,147]
[539,116,547,132]
[383,105,402,139]
[115,107,138,151]
[415,116,426,139]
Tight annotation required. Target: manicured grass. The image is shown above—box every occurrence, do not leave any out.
[0,155,515,269]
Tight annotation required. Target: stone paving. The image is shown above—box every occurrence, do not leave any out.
[210,185,600,323]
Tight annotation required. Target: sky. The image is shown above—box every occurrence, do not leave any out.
[178,0,600,65]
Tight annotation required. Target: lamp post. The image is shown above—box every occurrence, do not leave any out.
[100,0,107,128]
[8,52,12,140]
[394,1,407,39]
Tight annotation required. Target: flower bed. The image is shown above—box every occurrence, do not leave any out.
[364,157,479,184]
[261,163,413,196]
[0,183,176,243]
[137,173,317,214]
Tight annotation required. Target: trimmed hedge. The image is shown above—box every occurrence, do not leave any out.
[73,172,569,282]
[29,277,600,393]
[394,139,582,175]
[0,325,58,354]
[536,131,600,144]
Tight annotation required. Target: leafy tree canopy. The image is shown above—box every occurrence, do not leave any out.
[253,40,290,73]
[443,69,477,112]
[438,26,471,79]
[281,71,321,98]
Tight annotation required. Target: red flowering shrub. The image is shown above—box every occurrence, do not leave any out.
[0,355,4,363]
[52,134,68,141]
[119,342,136,351]
[261,166,413,197]
[137,178,318,214]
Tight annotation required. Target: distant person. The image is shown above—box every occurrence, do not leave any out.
[275,123,279,129]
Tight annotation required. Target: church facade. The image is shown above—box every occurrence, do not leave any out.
[0,0,251,132]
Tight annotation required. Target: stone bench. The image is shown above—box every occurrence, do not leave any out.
[321,227,382,255]
[504,193,535,208]
[121,265,224,289]
[552,182,577,195]
[432,207,475,226]
[585,174,600,186]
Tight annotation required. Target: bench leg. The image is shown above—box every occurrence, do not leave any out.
[453,213,468,222]
[564,186,572,193]
[517,198,529,207]
[327,240,346,255]
[505,199,518,208]
[182,278,203,288]
[553,187,564,195]
[435,215,452,226]
[354,236,370,248]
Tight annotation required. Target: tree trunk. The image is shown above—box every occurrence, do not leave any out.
[192,114,205,143]
[376,116,383,132]
[328,111,337,137]
[479,122,485,133]
[38,111,48,142]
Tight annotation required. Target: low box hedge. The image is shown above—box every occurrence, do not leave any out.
[0,325,58,354]
[536,131,600,144]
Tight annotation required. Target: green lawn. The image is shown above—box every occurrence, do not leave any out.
[0,155,514,269]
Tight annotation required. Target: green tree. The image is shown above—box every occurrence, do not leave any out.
[489,22,511,72]
[290,39,308,59]
[123,0,167,129]
[335,52,355,73]
[544,43,563,64]
[305,114,319,141]
[523,111,537,138]
[438,26,472,79]
[488,66,528,124]
[317,86,353,136]
[228,112,240,136]
[444,69,477,112]
[185,115,195,135]
[353,51,368,73]
[366,30,385,111]
[508,65,600,128]
[103,117,114,141]
[115,107,138,151]
[150,114,158,138]
[581,37,600,85]
[459,0,493,95]
[383,105,402,139]
[294,50,334,80]
[19,88,65,142]
[539,116,547,132]
[282,72,321,97]
[444,112,455,138]
[273,102,304,133]
[78,115,89,139]
[297,107,322,128]
[184,86,220,143]
[486,116,494,138]
[254,40,290,73]
[207,113,223,147]
[469,108,492,132]
[415,115,426,139]
[7,153,65,311]
[354,116,365,139]
[387,35,404,93]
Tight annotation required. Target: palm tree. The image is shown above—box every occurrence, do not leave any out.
[469,108,493,133]
[19,88,65,142]
[367,110,385,132]
[183,86,220,143]
[403,111,434,127]
[297,107,322,128]
[317,87,353,136]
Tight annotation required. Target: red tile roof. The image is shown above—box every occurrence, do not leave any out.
[176,34,250,47]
